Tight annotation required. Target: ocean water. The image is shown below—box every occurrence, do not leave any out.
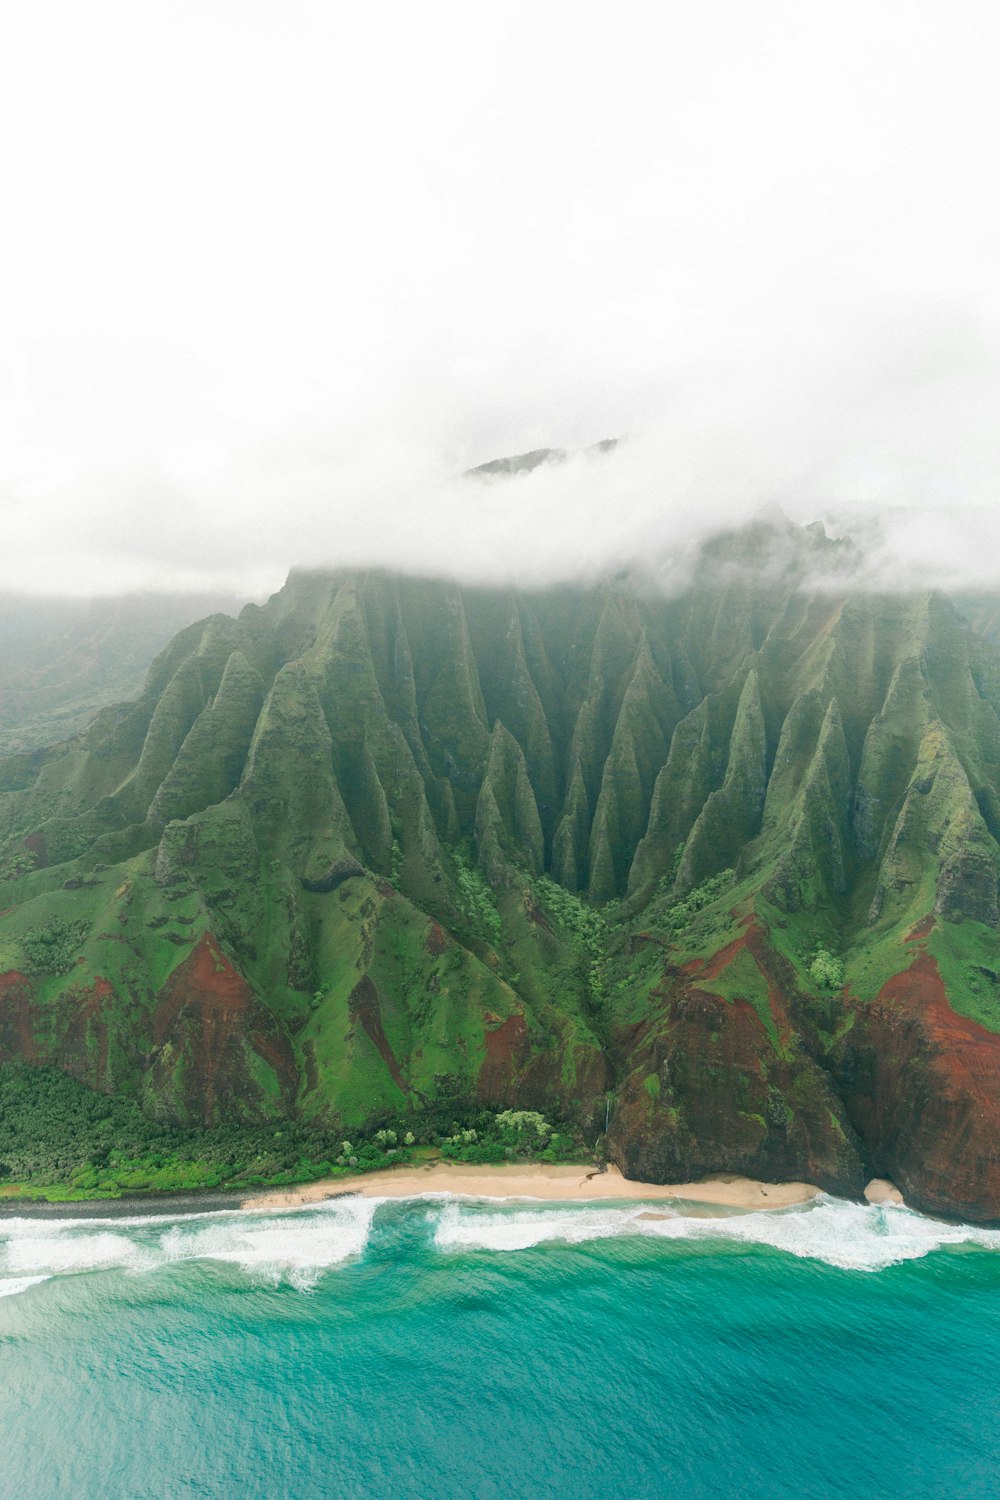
[3,1193,1000,1498]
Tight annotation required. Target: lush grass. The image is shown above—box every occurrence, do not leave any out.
[700,945,783,1055]
[928,917,1000,1032]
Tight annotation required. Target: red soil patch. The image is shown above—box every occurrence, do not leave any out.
[153,934,252,1046]
[691,930,750,980]
[681,984,758,1037]
[425,922,448,956]
[906,912,936,942]
[743,923,798,1053]
[0,970,39,1062]
[60,977,115,1085]
[478,1012,530,1101]
[876,950,1000,1060]
[611,922,864,1193]
[848,950,1000,1218]
[152,933,296,1125]
[349,975,409,1096]
[680,919,791,1051]
[682,913,755,979]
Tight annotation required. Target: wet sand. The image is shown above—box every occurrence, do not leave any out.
[0,1189,248,1220]
[864,1177,905,1206]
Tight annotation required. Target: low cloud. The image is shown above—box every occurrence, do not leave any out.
[8,298,1000,604]
[4,4,1000,604]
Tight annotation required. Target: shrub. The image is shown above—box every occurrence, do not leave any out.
[533,876,609,999]
[0,847,37,882]
[664,869,735,933]
[453,849,502,945]
[809,948,845,991]
[21,917,91,975]
[496,1109,551,1138]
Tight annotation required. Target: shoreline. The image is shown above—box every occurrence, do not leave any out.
[0,1166,819,1220]
[0,1189,249,1220]
[242,1162,821,1213]
[0,1165,909,1221]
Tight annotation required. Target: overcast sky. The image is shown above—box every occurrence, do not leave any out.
[3,0,1000,597]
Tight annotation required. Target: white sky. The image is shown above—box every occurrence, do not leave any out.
[3,0,1000,595]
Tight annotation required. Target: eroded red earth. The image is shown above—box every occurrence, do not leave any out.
[478,1012,530,1101]
[837,948,1000,1220]
[150,933,296,1126]
[609,918,863,1196]
[348,974,409,1097]
[0,970,39,1063]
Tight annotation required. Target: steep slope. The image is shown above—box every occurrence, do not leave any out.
[3,528,1000,1218]
[0,590,245,754]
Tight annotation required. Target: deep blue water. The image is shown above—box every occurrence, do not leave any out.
[3,1192,1000,1498]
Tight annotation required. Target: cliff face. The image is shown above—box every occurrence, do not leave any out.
[3,531,1000,1218]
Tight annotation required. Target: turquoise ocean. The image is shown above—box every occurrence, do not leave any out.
[3,1191,1000,1498]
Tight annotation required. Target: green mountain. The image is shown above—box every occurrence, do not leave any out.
[3,524,1000,1219]
[0,590,245,755]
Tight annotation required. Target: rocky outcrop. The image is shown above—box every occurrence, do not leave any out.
[607,923,864,1198]
[833,949,1000,1223]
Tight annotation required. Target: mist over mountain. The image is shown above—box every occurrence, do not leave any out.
[0,590,246,755]
[12,414,1000,604]
[4,2,1000,1228]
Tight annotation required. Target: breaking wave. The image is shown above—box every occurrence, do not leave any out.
[431,1194,1000,1273]
[0,1196,381,1293]
[5,1190,1000,1298]
[0,1275,50,1298]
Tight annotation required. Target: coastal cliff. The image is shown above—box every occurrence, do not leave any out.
[2,523,1000,1219]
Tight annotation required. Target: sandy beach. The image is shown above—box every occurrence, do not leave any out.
[242,1162,821,1213]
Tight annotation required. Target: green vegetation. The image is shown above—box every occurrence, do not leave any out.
[20,916,91,975]
[663,868,735,936]
[704,946,782,1054]
[2,538,1000,1218]
[436,1109,585,1165]
[808,948,846,992]
[532,874,620,999]
[927,917,1000,1032]
[452,846,502,944]
[0,847,36,882]
[0,1066,586,1201]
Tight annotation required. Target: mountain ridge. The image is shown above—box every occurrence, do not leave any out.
[2,527,1000,1219]
[0,589,247,755]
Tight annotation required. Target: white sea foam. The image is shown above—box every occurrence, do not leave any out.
[0,1196,381,1291]
[6,1229,146,1276]
[431,1195,1000,1273]
[4,1192,1000,1290]
[156,1195,381,1289]
[0,1275,50,1298]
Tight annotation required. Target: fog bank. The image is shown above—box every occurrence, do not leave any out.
[3,2,1000,599]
